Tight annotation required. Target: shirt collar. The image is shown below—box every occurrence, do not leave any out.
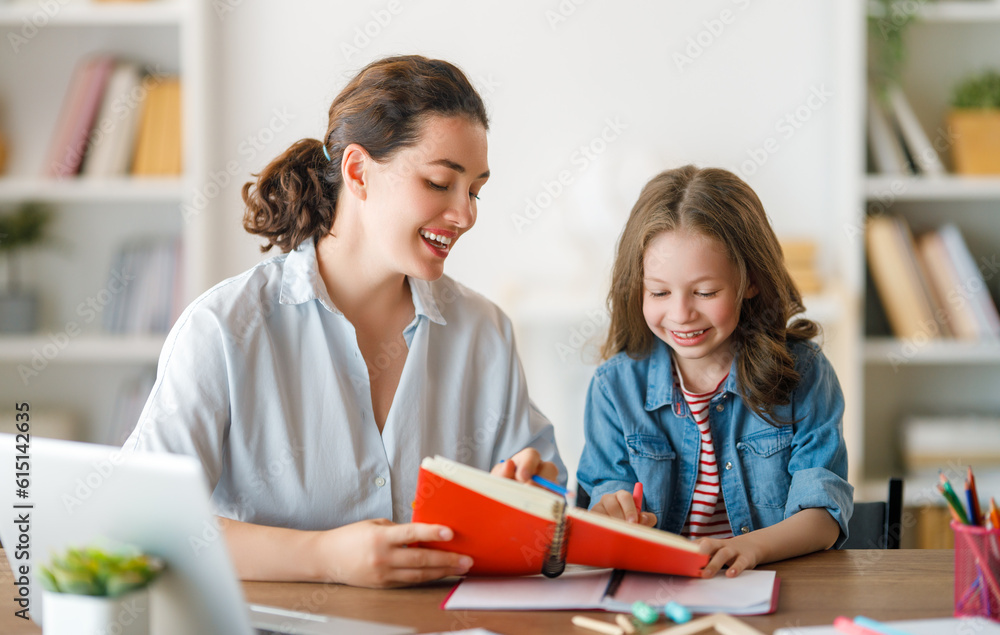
[279,238,447,326]
[644,338,739,411]
[280,239,337,311]
[408,277,446,325]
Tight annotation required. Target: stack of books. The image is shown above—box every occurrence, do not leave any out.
[43,55,182,178]
[866,217,1000,340]
[103,237,183,335]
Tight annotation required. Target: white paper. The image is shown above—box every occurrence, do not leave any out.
[444,569,614,611]
[607,569,775,609]
[444,568,776,616]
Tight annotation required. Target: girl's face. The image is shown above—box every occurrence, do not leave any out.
[363,115,489,282]
[642,229,755,382]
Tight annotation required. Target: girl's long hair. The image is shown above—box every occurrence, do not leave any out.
[602,165,818,425]
[242,55,489,253]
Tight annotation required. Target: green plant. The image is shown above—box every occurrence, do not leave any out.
[868,0,921,95]
[0,201,52,294]
[38,546,164,597]
[952,70,1000,109]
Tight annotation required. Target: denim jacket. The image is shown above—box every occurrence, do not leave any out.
[577,338,853,547]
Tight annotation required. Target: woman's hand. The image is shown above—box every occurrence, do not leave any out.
[589,490,657,526]
[695,535,765,578]
[490,447,559,484]
[317,519,473,588]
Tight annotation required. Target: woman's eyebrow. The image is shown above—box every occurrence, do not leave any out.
[429,158,490,179]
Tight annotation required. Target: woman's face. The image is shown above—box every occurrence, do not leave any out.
[363,115,489,282]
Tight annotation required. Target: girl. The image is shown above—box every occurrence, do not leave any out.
[124,55,565,588]
[576,165,852,578]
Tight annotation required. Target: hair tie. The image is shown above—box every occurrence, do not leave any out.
[322,145,332,162]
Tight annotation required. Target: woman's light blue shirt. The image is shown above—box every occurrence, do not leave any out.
[576,338,853,547]
[124,239,565,530]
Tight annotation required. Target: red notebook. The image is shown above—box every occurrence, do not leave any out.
[411,456,709,577]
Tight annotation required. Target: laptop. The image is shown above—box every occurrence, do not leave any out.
[0,434,413,635]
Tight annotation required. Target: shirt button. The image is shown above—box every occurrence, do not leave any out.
[716,404,724,412]
[725,461,732,470]
[741,526,749,534]
[375,477,386,487]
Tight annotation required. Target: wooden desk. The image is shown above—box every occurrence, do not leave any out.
[0,549,955,634]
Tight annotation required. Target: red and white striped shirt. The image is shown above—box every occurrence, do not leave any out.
[676,369,734,540]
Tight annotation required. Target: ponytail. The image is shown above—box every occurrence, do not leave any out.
[242,139,338,253]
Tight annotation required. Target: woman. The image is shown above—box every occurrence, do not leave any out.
[125,55,565,588]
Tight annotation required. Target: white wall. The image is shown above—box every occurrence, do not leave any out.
[206,1,862,484]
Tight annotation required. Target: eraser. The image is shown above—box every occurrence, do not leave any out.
[664,601,692,624]
[630,600,658,624]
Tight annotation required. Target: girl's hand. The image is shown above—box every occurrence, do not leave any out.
[491,447,559,484]
[695,535,765,578]
[590,490,658,526]
[318,519,473,588]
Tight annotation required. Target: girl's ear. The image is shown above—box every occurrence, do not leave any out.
[745,281,759,299]
[341,143,369,201]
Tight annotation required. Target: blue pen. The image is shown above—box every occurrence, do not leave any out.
[497,460,568,496]
[530,474,569,496]
[853,615,915,635]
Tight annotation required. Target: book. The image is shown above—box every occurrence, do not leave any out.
[916,230,980,340]
[442,566,778,616]
[866,215,940,339]
[938,223,1000,339]
[774,617,1000,634]
[44,56,116,178]
[131,77,182,175]
[411,456,709,577]
[887,85,946,176]
[867,90,910,175]
[82,61,144,177]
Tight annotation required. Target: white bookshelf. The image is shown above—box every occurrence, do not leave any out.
[864,338,1000,365]
[0,335,165,363]
[0,2,184,26]
[865,175,1000,200]
[0,0,209,443]
[0,177,187,202]
[859,1,1000,509]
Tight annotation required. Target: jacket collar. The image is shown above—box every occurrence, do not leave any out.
[644,338,739,411]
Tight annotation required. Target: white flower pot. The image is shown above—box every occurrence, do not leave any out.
[42,588,149,635]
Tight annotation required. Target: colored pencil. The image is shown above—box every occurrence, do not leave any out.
[939,473,970,525]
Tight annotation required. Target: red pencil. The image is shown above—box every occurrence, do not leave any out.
[632,482,643,513]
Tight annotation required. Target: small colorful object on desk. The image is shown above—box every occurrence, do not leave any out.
[663,601,692,624]
[615,613,637,634]
[571,615,625,635]
[631,600,659,624]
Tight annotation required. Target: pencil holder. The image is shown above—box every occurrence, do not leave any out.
[952,520,1000,621]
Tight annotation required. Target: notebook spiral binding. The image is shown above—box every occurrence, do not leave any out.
[541,499,568,578]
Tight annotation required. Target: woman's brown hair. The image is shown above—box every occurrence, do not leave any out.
[602,165,818,425]
[242,55,489,253]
